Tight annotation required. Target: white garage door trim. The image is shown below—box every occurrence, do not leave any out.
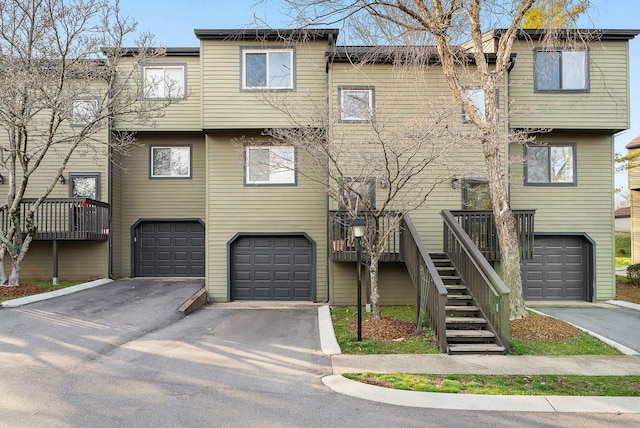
[227,232,316,302]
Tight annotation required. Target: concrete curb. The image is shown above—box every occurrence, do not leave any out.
[1,278,113,308]
[607,299,640,311]
[178,286,207,315]
[322,374,640,413]
[318,305,341,355]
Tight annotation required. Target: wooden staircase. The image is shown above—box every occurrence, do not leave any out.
[431,253,507,355]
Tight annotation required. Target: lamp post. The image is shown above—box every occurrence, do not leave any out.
[351,217,366,341]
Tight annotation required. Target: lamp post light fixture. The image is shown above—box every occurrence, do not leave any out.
[351,217,366,341]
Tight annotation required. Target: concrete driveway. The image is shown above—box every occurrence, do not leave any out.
[534,305,640,355]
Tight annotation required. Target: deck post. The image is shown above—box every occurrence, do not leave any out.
[52,240,58,285]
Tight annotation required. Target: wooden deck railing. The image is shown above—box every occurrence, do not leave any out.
[0,198,109,241]
[442,210,510,352]
[402,215,448,352]
[328,210,403,262]
[449,210,535,261]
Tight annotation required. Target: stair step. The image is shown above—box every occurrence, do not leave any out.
[447,294,472,301]
[445,284,467,291]
[446,329,495,338]
[446,316,487,325]
[445,305,480,312]
[447,343,506,355]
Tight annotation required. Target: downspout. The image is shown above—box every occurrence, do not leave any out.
[324,36,335,303]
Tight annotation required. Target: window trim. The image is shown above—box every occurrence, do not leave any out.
[338,86,375,122]
[141,63,187,100]
[244,144,297,186]
[524,142,577,186]
[149,145,192,179]
[70,97,100,127]
[533,48,589,93]
[68,172,101,200]
[240,47,296,92]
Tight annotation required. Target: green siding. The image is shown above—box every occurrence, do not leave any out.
[205,131,328,302]
[509,40,630,130]
[200,40,328,129]
[509,132,616,300]
[114,132,206,277]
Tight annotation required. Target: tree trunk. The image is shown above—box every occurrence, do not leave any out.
[369,252,381,319]
[8,254,23,286]
[482,137,527,320]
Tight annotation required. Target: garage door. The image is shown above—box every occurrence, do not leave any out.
[230,235,314,301]
[521,235,591,301]
[134,221,205,277]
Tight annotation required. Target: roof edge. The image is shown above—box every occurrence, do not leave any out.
[194,28,340,41]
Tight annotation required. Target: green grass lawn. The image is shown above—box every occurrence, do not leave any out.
[616,232,631,267]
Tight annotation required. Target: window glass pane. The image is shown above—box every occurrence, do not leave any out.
[464,88,485,121]
[341,89,371,120]
[171,147,190,176]
[562,51,586,90]
[71,99,98,125]
[144,67,164,98]
[72,176,97,199]
[536,51,560,90]
[269,147,295,183]
[268,51,292,88]
[550,146,574,182]
[527,146,550,183]
[248,148,270,182]
[164,67,184,97]
[463,181,491,210]
[246,53,267,87]
[152,148,171,176]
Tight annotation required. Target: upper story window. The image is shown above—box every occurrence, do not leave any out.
[241,48,294,91]
[463,88,485,123]
[534,48,588,92]
[150,146,191,178]
[245,145,296,185]
[338,86,374,122]
[69,173,100,200]
[142,64,186,99]
[70,98,99,126]
[525,143,576,185]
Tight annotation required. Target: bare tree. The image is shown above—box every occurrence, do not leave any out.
[0,0,178,286]
[247,78,477,318]
[270,0,558,319]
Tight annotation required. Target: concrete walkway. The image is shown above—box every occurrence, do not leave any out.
[318,305,640,413]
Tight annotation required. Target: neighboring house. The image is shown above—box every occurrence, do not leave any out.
[615,207,631,233]
[626,135,640,262]
[8,28,638,318]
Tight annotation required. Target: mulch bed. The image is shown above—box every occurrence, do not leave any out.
[0,284,49,299]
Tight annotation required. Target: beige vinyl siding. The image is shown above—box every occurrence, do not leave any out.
[114,132,206,277]
[327,61,509,302]
[200,40,328,129]
[112,56,202,132]
[509,39,630,130]
[205,131,327,302]
[509,132,616,300]
[628,150,640,263]
[110,150,124,277]
[9,241,108,279]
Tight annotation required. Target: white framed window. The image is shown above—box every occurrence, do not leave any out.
[534,49,588,92]
[525,143,576,185]
[142,64,186,99]
[70,98,99,126]
[150,146,191,178]
[245,145,296,185]
[241,48,294,90]
[339,86,374,122]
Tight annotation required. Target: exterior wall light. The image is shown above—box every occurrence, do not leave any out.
[59,175,66,184]
[451,176,459,189]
